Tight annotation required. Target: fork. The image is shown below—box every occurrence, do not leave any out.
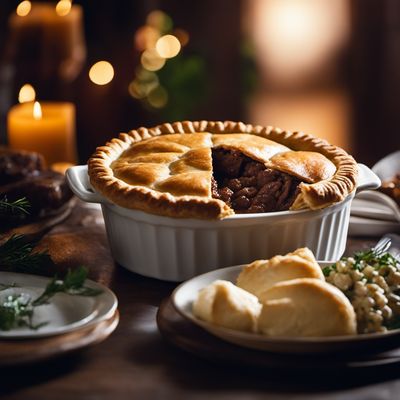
[373,234,400,259]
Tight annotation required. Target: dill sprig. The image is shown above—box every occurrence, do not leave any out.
[0,267,102,331]
[0,234,55,275]
[0,197,30,218]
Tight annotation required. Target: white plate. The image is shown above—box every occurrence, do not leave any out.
[349,215,400,237]
[172,264,400,354]
[351,198,398,222]
[0,272,118,339]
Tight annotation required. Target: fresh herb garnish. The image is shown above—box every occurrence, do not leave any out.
[322,247,399,278]
[33,267,102,306]
[0,267,102,331]
[353,248,398,270]
[0,196,30,218]
[0,234,55,275]
[0,294,35,331]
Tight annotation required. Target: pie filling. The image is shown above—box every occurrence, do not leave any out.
[211,148,301,213]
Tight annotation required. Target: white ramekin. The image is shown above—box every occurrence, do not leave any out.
[67,164,380,281]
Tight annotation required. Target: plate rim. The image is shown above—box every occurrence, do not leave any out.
[0,271,118,339]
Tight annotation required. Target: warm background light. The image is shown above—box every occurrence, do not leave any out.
[248,0,349,87]
[56,0,72,17]
[146,10,172,32]
[134,26,160,52]
[16,1,31,17]
[128,70,159,99]
[246,0,351,150]
[89,61,114,85]
[156,35,181,58]
[18,84,36,103]
[33,101,42,120]
[141,49,165,71]
[173,29,189,47]
[147,86,168,108]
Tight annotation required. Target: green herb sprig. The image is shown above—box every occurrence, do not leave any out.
[0,196,30,218]
[0,267,102,331]
[33,267,102,306]
[0,234,55,275]
[322,247,400,277]
[0,294,35,331]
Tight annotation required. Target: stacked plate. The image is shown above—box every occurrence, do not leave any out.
[350,151,400,237]
[0,272,118,366]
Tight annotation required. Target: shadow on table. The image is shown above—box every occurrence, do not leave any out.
[0,352,85,395]
[128,336,400,394]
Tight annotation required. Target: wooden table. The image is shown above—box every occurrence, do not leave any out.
[0,201,398,400]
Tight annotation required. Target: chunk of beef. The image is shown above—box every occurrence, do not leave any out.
[211,148,301,213]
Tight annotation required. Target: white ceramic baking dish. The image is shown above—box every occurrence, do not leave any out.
[67,164,380,281]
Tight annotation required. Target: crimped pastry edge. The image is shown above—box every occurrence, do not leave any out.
[88,121,358,219]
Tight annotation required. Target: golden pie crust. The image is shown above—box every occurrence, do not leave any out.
[88,121,358,219]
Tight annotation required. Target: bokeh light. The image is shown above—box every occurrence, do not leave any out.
[147,86,168,108]
[141,49,166,71]
[18,84,36,103]
[56,0,72,17]
[134,26,160,51]
[16,1,31,17]
[128,70,159,99]
[156,35,181,58]
[89,61,114,85]
[146,10,173,32]
[173,29,190,47]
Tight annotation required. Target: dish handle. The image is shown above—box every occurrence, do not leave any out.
[66,165,106,204]
[356,163,381,194]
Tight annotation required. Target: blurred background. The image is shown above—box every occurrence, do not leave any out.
[0,0,399,165]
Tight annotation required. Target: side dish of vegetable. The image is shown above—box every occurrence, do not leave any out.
[324,247,400,333]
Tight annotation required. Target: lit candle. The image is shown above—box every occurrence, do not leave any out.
[7,101,77,166]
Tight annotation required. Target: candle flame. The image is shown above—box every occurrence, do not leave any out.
[33,101,42,120]
[16,1,31,17]
[18,84,36,103]
[56,0,72,16]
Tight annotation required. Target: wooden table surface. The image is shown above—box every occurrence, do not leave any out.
[1,201,398,400]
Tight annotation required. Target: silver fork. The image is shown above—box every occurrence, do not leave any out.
[373,236,392,254]
[373,234,400,259]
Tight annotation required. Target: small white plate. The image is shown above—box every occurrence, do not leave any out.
[349,215,400,237]
[351,198,398,222]
[0,272,118,339]
[172,264,400,354]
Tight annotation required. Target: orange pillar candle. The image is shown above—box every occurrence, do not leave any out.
[7,101,77,166]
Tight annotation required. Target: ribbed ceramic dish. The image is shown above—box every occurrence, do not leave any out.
[67,164,380,281]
